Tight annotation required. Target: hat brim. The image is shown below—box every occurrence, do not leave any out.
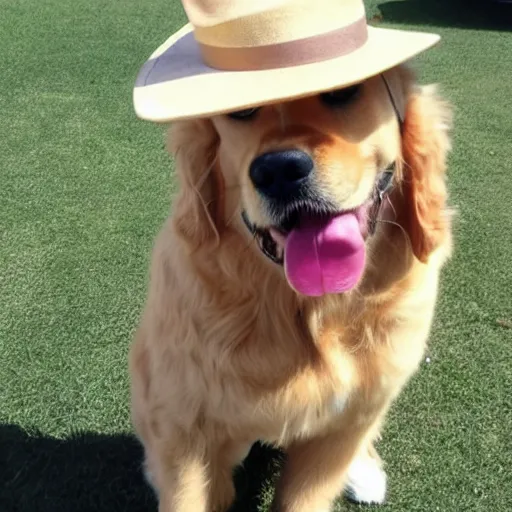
[133,24,440,123]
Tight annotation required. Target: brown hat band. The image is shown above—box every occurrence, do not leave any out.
[198,16,368,72]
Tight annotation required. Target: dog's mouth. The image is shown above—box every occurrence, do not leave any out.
[242,167,395,297]
[268,203,370,249]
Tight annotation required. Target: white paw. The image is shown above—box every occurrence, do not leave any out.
[344,455,387,505]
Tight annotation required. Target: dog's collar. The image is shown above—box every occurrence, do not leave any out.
[241,161,396,266]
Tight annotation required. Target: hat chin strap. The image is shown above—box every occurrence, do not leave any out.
[381,71,406,129]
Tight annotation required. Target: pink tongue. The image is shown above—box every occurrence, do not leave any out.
[284,213,365,297]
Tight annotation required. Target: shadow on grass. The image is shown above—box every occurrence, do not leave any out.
[0,424,283,512]
[376,0,512,31]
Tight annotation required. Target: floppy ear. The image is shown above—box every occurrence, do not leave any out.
[167,119,223,250]
[399,82,452,263]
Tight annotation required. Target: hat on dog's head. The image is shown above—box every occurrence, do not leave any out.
[133,0,440,123]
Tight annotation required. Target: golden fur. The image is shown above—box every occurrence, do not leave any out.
[129,65,453,512]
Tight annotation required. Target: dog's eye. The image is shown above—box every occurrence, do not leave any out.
[320,84,361,107]
[227,107,260,120]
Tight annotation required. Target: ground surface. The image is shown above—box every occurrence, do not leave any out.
[1,1,511,511]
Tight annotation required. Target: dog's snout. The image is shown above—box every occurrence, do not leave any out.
[249,150,313,199]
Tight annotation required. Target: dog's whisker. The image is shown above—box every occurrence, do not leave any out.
[240,231,259,256]
[225,207,242,227]
[375,219,409,243]
[375,219,414,267]
[384,196,398,220]
[191,154,218,190]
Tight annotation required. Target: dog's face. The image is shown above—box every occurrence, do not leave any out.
[209,74,406,294]
[171,66,451,296]
[212,74,401,240]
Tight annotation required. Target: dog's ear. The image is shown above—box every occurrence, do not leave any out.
[167,119,224,250]
[399,81,452,263]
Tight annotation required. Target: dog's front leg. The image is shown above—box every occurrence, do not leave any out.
[152,435,240,512]
[156,449,210,512]
[272,402,389,512]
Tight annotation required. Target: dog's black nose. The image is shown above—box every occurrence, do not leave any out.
[249,150,314,200]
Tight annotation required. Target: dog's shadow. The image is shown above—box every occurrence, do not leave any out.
[0,424,283,512]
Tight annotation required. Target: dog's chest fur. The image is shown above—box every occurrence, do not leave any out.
[198,281,434,445]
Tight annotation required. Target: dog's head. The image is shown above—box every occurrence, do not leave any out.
[169,65,452,296]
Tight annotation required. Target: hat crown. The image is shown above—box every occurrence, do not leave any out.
[181,0,368,71]
[182,0,367,45]
[182,0,292,28]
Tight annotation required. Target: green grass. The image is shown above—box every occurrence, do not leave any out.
[0,0,511,511]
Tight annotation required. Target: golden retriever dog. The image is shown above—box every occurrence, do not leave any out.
[129,64,453,512]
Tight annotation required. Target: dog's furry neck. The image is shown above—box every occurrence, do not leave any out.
[171,213,418,343]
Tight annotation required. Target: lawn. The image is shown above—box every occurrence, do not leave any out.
[0,0,511,511]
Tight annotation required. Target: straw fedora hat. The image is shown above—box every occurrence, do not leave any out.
[133,0,440,123]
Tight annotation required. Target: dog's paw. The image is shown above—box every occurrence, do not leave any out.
[344,455,387,505]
